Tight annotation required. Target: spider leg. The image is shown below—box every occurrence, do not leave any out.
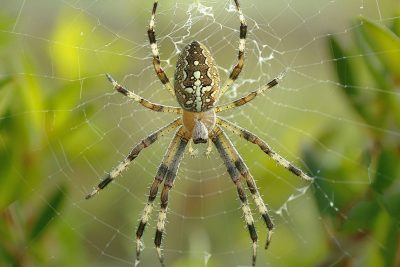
[188,139,199,158]
[216,117,313,181]
[85,118,182,200]
[148,0,175,96]
[135,127,187,264]
[215,69,287,113]
[213,126,275,249]
[106,74,182,114]
[219,0,247,97]
[154,128,189,266]
[210,127,258,267]
[204,139,213,158]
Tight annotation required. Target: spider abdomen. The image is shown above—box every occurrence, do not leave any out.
[174,41,220,112]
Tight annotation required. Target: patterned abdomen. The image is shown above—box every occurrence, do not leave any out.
[174,41,220,112]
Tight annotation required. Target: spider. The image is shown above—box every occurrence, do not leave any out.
[85,0,313,266]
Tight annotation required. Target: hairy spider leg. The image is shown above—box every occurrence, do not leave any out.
[213,126,275,250]
[211,127,258,266]
[148,0,175,96]
[215,69,287,113]
[85,118,182,200]
[135,127,187,264]
[219,0,248,97]
[106,74,182,114]
[188,139,213,158]
[216,117,313,181]
[187,139,198,157]
[155,128,189,266]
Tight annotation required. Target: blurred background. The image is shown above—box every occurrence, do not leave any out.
[0,0,399,266]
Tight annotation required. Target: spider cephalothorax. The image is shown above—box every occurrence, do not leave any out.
[86,1,312,266]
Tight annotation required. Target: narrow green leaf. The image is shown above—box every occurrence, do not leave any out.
[328,36,356,93]
[302,136,336,217]
[328,35,373,124]
[354,25,400,126]
[21,58,44,132]
[0,146,19,210]
[382,220,399,267]
[301,126,362,219]
[391,11,400,37]
[48,81,81,137]
[380,190,400,222]
[0,113,25,209]
[0,242,16,267]
[359,16,400,84]
[0,76,12,89]
[0,76,13,116]
[371,147,400,194]
[29,185,67,241]
[354,25,391,91]
[343,200,380,232]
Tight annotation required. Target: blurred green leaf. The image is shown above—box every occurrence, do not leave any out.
[0,242,15,267]
[49,10,127,79]
[359,16,400,84]
[325,15,400,267]
[47,81,83,138]
[0,76,13,116]
[343,199,380,232]
[380,190,400,222]
[0,145,17,209]
[328,35,373,124]
[353,25,390,91]
[29,185,67,241]
[0,113,24,209]
[302,126,366,220]
[391,11,400,37]
[371,147,400,194]
[0,76,12,88]
[355,20,400,126]
[382,220,400,267]
[20,58,44,134]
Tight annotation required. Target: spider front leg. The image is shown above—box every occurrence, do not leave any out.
[219,0,247,97]
[148,0,175,96]
[211,127,258,266]
[85,118,182,199]
[106,74,182,114]
[215,69,287,113]
[135,128,186,264]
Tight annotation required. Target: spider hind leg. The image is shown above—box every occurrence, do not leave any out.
[134,128,188,266]
[154,128,189,266]
[211,127,259,266]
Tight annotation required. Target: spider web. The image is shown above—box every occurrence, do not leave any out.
[1,0,399,266]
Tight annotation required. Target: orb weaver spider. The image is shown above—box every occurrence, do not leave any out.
[86,0,313,266]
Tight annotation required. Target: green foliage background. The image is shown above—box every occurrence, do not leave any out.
[0,1,399,267]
